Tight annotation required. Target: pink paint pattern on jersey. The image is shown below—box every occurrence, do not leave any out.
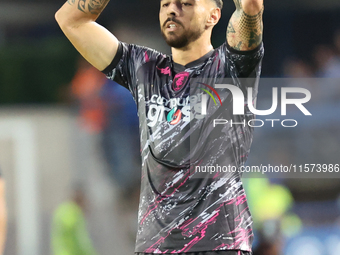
[173,72,190,91]
[145,52,150,62]
[227,207,253,251]
[139,169,191,225]
[157,66,171,76]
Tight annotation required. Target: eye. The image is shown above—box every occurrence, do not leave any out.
[162,2,170,7]
[182,2,192,6]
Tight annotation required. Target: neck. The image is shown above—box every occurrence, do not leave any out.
[171,36,213,66]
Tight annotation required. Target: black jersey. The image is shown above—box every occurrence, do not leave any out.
[103,41,264,253]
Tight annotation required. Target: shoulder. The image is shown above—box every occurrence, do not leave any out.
[215,41,264,59]
[213,42,264,77]
[121,42,168,63]
[102,41,168,75]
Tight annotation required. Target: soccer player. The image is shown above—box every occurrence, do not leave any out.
[56,0,264,254]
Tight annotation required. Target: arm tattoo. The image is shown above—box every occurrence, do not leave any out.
[234,41,242,51]
[67,0,75,5]
[229,0,263,50]
[88,0,110,15]
[77,0,110,15]
[78,0,87,13]
[227,22,236,35]
[233,0,242,10]
[239,8,263,48]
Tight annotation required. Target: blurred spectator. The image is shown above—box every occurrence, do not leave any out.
[313,42,340,101]
[283,58,313,78]
[253,220,282,255]
[99,80,141,242]
[244,176,302,255]
[0,173,6,255]
[69,57,141,243]
[334,30,340,55]
[244,177,294,225]
[71,57,107,134]
[283,28,340,80]
[51,185,98,255]
[313,44,335,77]
[281,57,321,103]
[100,81,140,198]
[316,30,340,78]
[70,56,141,200]
[282,28,340,103]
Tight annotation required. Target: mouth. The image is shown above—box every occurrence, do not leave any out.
[165,22,179,32]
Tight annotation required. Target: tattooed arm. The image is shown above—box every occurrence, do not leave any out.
[55,0,118,71]
[227,0,263,51]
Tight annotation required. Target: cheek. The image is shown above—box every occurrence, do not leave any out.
[159,10,166,23]
[159,15,165,28]
[191,11,207,27]
[191,15,206,29]
[196,7,209,24]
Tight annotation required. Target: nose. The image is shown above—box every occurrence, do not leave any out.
[167,2,181,17]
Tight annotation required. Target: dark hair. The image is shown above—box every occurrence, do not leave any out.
[212,0,223,9]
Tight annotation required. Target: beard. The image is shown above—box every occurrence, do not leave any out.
[161,20,205,49]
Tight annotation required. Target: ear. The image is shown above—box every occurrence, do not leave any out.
[206,8,221,27]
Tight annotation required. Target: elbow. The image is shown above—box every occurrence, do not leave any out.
[55,9,74,30]
[251,0,264,10]
[243,0,263,15]
[55,9,66,29]
[55,8,92,31]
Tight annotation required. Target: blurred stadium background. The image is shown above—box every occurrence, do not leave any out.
[0,0,340,255]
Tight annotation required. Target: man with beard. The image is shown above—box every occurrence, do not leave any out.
[56,1,264,255]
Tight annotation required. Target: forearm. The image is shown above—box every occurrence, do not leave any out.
[55,0,118,71]
[227,0,264,51]
[56,0,110,26]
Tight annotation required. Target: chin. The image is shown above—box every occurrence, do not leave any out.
[166,39,189,49]
[162,32,188,49]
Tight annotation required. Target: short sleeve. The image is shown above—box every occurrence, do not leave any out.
[101,42,149,93]
[225,42,264,78]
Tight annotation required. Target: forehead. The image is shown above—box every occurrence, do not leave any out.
[160,0,211,5]
[160,0,217,9]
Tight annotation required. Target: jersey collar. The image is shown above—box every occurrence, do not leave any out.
[172,50,215,74]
